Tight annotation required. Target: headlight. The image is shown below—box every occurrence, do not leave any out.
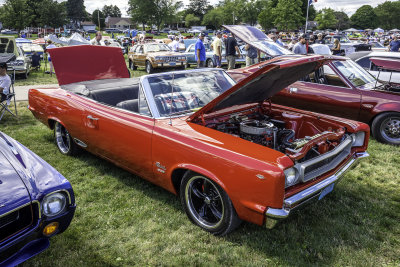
[42,192,67,217]
[352,132,365,147]
[284,167,299,188]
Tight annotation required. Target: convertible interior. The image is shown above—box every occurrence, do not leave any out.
[62,78,141,113]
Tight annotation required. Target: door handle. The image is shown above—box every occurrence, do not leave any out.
[289,87,298,93]
[87,115,99,121]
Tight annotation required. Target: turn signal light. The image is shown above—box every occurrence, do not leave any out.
[43,222,59,236]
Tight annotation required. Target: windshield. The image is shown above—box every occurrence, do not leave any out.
[252,40,293,57]
[145,44,171,53]
[333,60,376,87]
[147,70,234,117]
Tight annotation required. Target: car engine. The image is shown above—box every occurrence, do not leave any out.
[207,112,347,162]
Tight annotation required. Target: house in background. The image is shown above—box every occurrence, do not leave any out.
[105,17,133,30]
[82,21,96,32]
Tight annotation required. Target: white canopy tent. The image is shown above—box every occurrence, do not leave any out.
[390,29,400,32]
[344,28,359,32]
[374,28,384,33]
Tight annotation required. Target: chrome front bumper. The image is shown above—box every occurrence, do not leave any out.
[265,151,369,229]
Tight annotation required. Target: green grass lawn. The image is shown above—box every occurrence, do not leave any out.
[1,104,399,267]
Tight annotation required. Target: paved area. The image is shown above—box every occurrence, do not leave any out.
[12,84,59,101]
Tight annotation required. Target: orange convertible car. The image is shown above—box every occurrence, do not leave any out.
[28,46,369,235]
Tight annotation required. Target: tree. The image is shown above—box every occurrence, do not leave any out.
[0,0,31,30]
[185,13,200,28]
[92,9,105,29]
[38,0,67,28]
[202,7,224,29]
[314,8,337,30]
[102,5,122,18]
[374,1,400,30]
[258,2,275,31]
[350,5,377,29]
[241,0,266,26]
[66,0,87,25]
[128,0,154,30]
[186,0,209,20]
[273,0,303,31]
[334,11,350,31]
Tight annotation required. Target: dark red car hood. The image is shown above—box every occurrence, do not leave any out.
[189,55,332,121]
[48,45,130,85]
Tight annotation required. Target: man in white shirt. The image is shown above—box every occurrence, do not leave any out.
[211,32,222,67]
[90,31,104,46]
[45,40,57,75]
[169,36,180,52]
[0,62,11,103]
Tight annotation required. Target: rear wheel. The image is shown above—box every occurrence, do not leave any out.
[54,122,80,155]
[145,61,153,74]
[180,172,241,235]
[372,112,400,145]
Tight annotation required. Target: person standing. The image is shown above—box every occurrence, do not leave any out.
[293,34,307,54]
[225,32,241,70]
[244,44,259,67]
[331,38,341,55]
[389,35,400,52]
[169,36,180,52]
[46,40,57,75]
[211,32,223,67]
[315,33,325,44]
[195,33,206,68]
[0,62,11,102]
[90,31,103,46]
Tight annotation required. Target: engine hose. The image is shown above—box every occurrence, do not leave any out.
[279,129,295,147]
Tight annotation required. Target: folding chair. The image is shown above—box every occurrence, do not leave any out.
[0,70,18,121]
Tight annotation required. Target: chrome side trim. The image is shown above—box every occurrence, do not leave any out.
[73,138,87,148]
[265,151,369,228]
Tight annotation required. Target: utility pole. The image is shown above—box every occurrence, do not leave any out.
[98,10,101,30]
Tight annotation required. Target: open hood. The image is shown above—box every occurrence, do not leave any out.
[222,25,293,57]
[370,57,400,72]
[188,55,334,122]
[48,45,130,86]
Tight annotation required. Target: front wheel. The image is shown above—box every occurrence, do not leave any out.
[54,122,80,155]
[180,172,241,235]
[372,112,400,145]
[145,61,153,74]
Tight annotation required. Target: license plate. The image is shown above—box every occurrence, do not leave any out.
[169,62,176,66]
[319,183,334,200]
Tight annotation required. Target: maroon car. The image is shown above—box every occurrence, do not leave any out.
[225,25,400,146]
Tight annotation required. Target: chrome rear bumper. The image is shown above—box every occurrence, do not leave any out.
[265,151,369,229]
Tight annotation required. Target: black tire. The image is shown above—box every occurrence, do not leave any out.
[180,172,241,235]
[54,122,80,155]
[206,59,214,68]
[371,112,400,145]
[129,60,137,70]
[145,61,153,74]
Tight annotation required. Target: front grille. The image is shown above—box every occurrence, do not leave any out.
[0,204,34,243]
[163,57,177,62]
[293,134,354,183]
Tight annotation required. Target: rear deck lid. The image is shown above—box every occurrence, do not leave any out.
[48,45,130,86]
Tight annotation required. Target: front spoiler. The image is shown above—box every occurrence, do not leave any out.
[265,151,369,229]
